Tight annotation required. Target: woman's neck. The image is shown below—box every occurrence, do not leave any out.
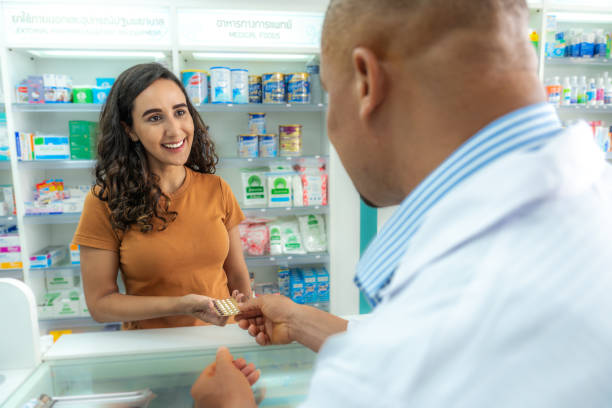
[152,164,187,195]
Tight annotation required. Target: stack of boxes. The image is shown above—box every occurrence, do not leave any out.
[0,229,22,270]
[69,120,97,160]
[33,243,88,319]
[281,267,329,309]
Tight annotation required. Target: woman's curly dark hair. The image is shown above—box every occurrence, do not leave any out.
[95,63,218,233]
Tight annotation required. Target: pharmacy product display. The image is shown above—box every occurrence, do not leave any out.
[546,73,612,106]
[181,61,319,105]
[237,113,304,158]
[0,225,22,270]
[24,179,89,215]
[15,120,98,161]
[575,120,612,152]
[240,162,328,208]
[239,214,327,257]
[0,112,9,160]
[15,75,115,104]
[546,28,611,59]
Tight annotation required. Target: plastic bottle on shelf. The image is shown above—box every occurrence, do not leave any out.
[562,77,572,106]
[582,31,596,58]
[595,29,607,58]
[577,76,588,105]
[587,78,597,105]
[570,76,579,105]
[596,77,606,105]
[605,78,612,106]
[306,56,323,105]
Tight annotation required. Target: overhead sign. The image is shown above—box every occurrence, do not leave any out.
[177,9,324,50]
[2,3,171,47]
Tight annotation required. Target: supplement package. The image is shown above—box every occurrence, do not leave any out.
[246,223,269,256]
[240,169,267,207]
[298,214,327,252]
[279,221,306,254]
[267,173,293,207]
[297,165,328,206]
[268,222,283,255]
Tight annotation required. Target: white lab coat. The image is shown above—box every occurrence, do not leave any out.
[301,122,612,407]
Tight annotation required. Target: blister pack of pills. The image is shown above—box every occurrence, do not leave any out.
[213,298,241,316]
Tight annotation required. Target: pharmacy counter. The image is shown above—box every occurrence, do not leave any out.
[3,325,317,407]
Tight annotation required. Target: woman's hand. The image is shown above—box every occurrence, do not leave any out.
[180,294,229,326]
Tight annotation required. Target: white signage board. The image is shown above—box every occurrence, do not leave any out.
[2,3,171,48]
[177,9,324,51]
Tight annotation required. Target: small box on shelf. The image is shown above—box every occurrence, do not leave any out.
[30,245,69,269]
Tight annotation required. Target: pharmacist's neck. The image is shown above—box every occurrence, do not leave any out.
[150,164,187,195]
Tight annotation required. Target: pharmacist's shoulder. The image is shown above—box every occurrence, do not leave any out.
[81,187,111,214]
[187,169,232,194]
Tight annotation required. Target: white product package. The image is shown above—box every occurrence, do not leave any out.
[279,221,306,254]
[241,169,267,207]
[292,175,304,207]
[268,222,283,255]
[298,166,328,206]
[267,173,293,207]
[298,214,327,252]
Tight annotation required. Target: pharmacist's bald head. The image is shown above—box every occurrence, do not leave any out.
[320,0,544,208]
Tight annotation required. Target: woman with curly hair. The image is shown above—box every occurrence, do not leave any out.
[73,63,251,330]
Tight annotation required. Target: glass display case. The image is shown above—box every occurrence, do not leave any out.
[4,343,316,408]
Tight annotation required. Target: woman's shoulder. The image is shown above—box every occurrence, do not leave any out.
[187,169,227,190]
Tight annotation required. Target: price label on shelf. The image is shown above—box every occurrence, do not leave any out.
[2,3,171,47]
[177,9,324,50]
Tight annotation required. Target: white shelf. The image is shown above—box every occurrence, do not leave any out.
[242,206,328,217]
[220,155,327,167]
[30,263,80,272]
[19,160,96,169]
[23,213,82,225]
[38,315,121,328]
[12,102,327,113]
[0,161,10,170]
[556,105,612,112]
[13,103,104,112]
[0,215,17,223]
[245,252,329,267]
[17,156,327,170]
[545,57,612,67]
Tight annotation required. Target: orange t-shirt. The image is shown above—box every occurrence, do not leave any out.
[73,167,245,330]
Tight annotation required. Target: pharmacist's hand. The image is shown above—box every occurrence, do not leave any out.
[235,295,296,346]
[191,347,257,408]
[180,294,229,326]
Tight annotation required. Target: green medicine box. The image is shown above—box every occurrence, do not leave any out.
[72,87,93,104]
[69,120,98,160]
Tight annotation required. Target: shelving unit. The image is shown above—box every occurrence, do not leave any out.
[0,1,362,336]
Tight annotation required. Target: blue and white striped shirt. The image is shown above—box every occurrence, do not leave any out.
[355,103,564,307]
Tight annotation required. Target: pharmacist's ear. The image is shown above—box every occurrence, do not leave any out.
[352,47,386,122]
[121,121,139,142]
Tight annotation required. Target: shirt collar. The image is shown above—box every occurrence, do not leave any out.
[355,103,563,307]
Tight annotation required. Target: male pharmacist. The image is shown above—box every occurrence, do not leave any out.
[191,0,612,406]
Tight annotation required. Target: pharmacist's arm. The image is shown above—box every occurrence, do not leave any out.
[80,246,222,324]
[224,226,252,299]
[236,295,348,352]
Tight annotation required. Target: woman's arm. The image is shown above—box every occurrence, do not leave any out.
[80,245,228,325]
[224,226,252,299]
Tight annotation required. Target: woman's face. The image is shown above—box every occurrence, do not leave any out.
[127,78,194,172]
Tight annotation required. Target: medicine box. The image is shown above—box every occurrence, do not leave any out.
[33,135,70,160]
[316,268,330,302]
[70,244,80,265]
[56,290,81,317]
[0,234,20,248]
[289,269,305,304]
[277,267,290,297]
[96,77,115,88]
[38,291,62,319]
[92,87,110,104]
[30,245,68,268]
[0,251,23,269]
[302,269,317,304]
[69,121,97,160]
[46,268,79,290]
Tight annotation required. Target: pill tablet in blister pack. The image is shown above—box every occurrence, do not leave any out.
[213,298,240,316]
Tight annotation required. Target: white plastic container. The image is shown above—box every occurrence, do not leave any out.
[231,69,249,104]
[210,66,231,104]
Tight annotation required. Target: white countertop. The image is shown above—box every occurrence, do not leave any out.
[0,368,35,406]
[44,324,257,361]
